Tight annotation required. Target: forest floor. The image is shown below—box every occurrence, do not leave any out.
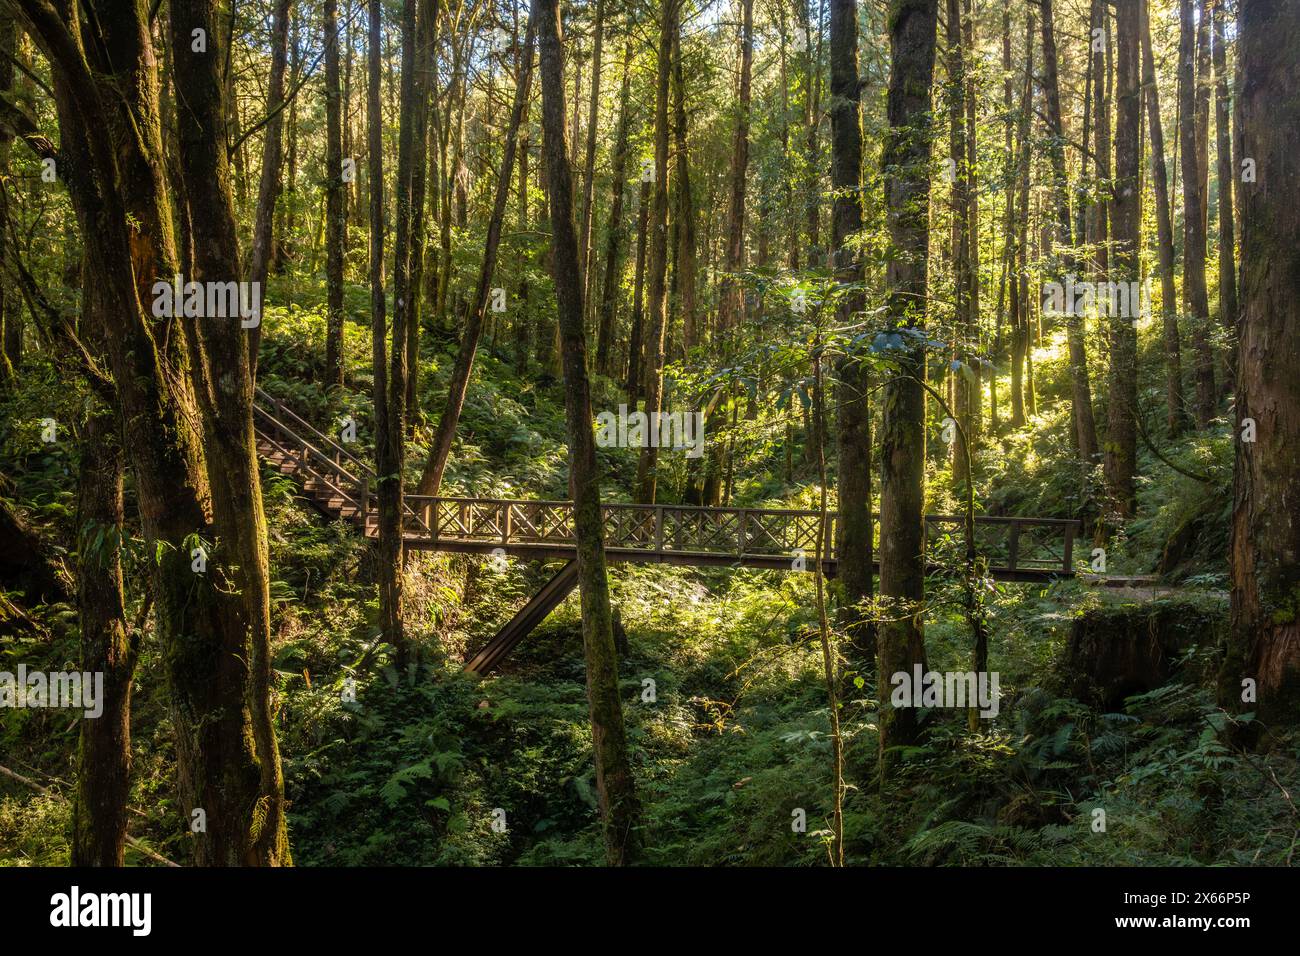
[2,284,1297,866]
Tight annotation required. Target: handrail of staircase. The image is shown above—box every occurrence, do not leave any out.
[254,386,374,478]
[255,411,369,490]
[254,395,431,534]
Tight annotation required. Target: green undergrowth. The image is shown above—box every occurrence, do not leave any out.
[1,299,1291,868]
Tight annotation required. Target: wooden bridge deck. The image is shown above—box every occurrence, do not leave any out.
[253,388,1081,582]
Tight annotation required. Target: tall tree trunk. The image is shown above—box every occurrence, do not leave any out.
[70,398,131,867]
[0,13,15,383]
[831,0,872,661]
[803,0,824,262]
[415,18,535,498]
[1007,10,1033,428]
[718,0,753,335]
[1179,0,1217,424]
[1041,0,1100,465]
[246,0,292,375]
[634,0,676,503]
[1141,0,1187,437]
[1212,0,1237,393]
[1104,0,1140,520]
[404,0,435,428]
[368,0,407,664]
[169,0,292,865]
[324,0,346,384]
[945,0,975,487]
[578,0,605,315]
[671,25,698,354]
[961,0,980,444]
[1219,0,1300,728]
[878,0,938,767]
[595,42,632,376]
[532,0,641,864]
[626,177,650,403]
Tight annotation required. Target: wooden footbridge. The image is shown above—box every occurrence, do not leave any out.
[254,389,1081,673]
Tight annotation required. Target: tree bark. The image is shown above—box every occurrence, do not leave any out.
[1212,0,1237,393]
[415,17,535,498]
[830,0,872,660]
[1104,0,1140,520]
[70,398,132,867]
[368,0,407,664]
[1040,0,1100,465]
[169,0,292,864]
[578,0,605,315]
[595,42,632,376]
[671,26,698,355]
[248,0,292,308]
[717,0,753,335]
[532,0,641,864]
[1219,0,1300,728]
[878,0,938,767]
[626,177,650,404]
[634,0,676,503]
[1179,0,1217,425]
[324,0,345,384]
[1141,0,1188,437]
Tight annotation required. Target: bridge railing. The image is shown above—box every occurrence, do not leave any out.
[405,496,1079,574]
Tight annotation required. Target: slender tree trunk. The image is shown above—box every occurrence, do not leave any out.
[595,42,632,375]
[831,0,872,660]
[1041,0,1100,464]
[1212,0,1237,393]
[878,0,938,768]
[671,26,698,354]
[415,18,535,497]
[626,178,650,404]
[0,13,15,383]
[1141,0,1187,437]
[324,0,346,384]
[718,0,754,335]
[635,0,676,503]
[247,0,292,375]
[368,0,407,664]
[70,399,131,867]
[578,0,605,314]
[1219,0,1300,728]
[1007,11,1033,428]
[532,0,641,864]
[1179,0,1217,424]
[1104,0,1140,520]
[945,0,974,486]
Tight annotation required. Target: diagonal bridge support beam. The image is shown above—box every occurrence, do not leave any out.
[463,561,580,675]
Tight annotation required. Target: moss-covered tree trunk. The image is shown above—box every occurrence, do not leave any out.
[170,0,292,865]
[635,0,676,504]
[1141,0,1188,438]
[533,0,641,864]
[877,0,938,768]
[1040,0,1099,465]
[324,0,346,384]
[1211,0,1237,394]
[1104,0,1140,520]
[830,0,872,660]
[1219,0,1300,728]
[595,43,632,375]
[1178,0,1217,426]
[71,398,132,866]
